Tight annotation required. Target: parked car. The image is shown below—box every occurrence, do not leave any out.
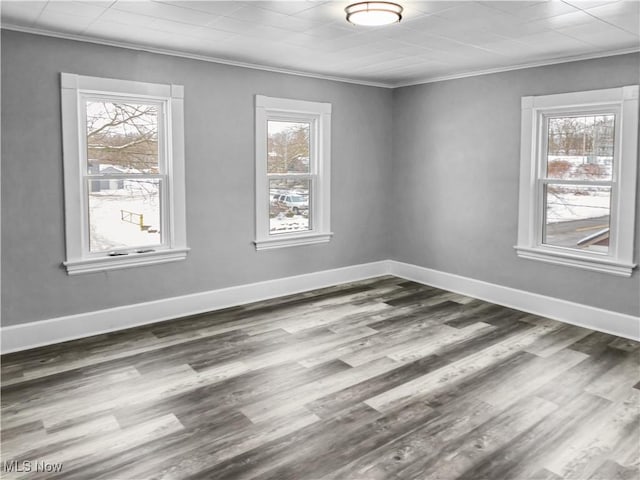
[272,193,308,214]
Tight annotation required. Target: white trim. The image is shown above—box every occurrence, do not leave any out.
[3,24,638,89]
[0,261,390,353]
[0,25,390,89]
[516,85,639,276]
[2,260,638,353]
[515,246,635,277]
[616,86,640,263]
[386,261,640,342]
[254,232,334,251]
[255,95,332,250]
[60,73,188,274]
[64,72,172,97]
[390,47,640,88]
[63,248,190,275]
[256,95,332,114]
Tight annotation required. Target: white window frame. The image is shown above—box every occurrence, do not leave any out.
[254,95,332,250]
[515,85,638,277]
[61,73,188,274]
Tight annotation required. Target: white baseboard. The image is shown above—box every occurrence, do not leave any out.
[0,261,391,353]
[2,259,638,353]
[388,260,640,341]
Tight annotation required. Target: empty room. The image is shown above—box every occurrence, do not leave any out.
[1,1,639,479]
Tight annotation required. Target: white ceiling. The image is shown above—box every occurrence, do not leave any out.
[2,1,639,87]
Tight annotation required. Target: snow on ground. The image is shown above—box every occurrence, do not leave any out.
[546,190,610,223]
[87,163,609,248]
[89,190,161,252]
[269,213,309,234]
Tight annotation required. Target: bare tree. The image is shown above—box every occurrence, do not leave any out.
[267,124,309,175]
[86,102,158,172]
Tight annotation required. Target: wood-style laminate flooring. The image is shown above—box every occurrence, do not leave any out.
[1,276,639,480]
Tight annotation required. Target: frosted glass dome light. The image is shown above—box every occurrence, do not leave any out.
[345,2,403,26]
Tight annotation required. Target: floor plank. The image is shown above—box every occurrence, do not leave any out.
[1,276,638,480]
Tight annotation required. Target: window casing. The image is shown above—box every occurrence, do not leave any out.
[516,86,638,277]
[61,73,188,274]
[255,95,332,250]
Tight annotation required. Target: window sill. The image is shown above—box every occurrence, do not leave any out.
[254,232,333,251]
[63,248,189,275]
[514,246,636,277]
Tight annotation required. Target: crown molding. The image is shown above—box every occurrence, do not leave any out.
[390,46,640,88]
[2,24,639,90]
[0,24,393,89]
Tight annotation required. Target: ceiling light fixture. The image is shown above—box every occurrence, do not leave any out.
[345,2,403,26]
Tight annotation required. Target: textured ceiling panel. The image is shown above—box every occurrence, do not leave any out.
[2,0,638,86]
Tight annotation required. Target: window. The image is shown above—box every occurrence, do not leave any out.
[516,86,638,277]
[254,95,332,250]
[61,73,188,274]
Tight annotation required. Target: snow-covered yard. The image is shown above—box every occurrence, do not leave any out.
[89,187,161,252]
[269,213,309,234]
[546,190,610,224]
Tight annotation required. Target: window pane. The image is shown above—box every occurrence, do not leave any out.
[86,100,159,174]
[267,121,310,174]
[88,178,162,252]
[543,184,611,252]
[269,179,311,234]
[546,114,614,180]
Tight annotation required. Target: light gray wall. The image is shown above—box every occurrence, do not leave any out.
[1,30,393,326]
[391,53,640,316]
[3,30,639,328]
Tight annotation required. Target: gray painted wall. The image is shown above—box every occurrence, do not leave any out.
[391,53,640,316]
[1,30,393,326]
[2,30,638,328]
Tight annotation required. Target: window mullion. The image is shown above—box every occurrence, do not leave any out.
[540,178,613,187]
[86,173,165,179]
[267,173,310,178]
